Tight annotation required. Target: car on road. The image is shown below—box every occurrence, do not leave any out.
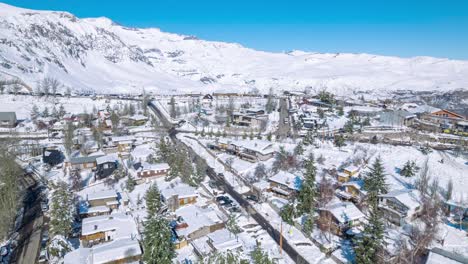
[41,202,49,213]
[38,249,49,263]
[41,230,49,247]
[246,195,259,202]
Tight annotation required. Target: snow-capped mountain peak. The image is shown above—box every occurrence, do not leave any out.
[0,3,467,95]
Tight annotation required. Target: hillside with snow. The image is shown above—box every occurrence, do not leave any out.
[1,3,468,95]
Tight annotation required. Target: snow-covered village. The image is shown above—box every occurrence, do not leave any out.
[1,2,468,264]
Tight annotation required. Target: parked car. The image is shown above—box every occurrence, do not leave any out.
[41,230,49,247]
[38,249,49,263]
[40,202,49,213]
[246,195,259,202]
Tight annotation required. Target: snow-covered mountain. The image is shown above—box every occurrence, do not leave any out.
[1,3,467,95]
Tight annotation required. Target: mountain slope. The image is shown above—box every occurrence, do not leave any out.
[0,3,467,95]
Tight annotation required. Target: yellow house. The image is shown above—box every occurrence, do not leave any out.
[337,172,350,183]
[343,165,359,176]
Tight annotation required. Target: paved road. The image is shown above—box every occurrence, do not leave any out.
[149,101,309,264]
[10,179,44,264]
[276,98,292,139]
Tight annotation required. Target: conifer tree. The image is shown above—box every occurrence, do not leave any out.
[251,242,274,264]
[364,157,388,196]
[125,174,136,192]
[353,201,385,264]
[142,217,175,264]
[401,160,417,177]
[169,96,176,118]
[145,184,162,216]
[297,153,317,215]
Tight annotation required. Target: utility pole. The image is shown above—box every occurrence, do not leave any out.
[280,220,283,255]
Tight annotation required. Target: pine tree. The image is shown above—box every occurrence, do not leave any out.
[63,122,74,155]
[142,217,175,264]
[364,157,388,197]
[337,106,344,116]
[297,153,317,215]
[401,160,415,177]
[145,184,162,217]
[294,141,304,156]
[126,174,136,192]
[265,87,275,114]
[353,200,385,264]
[302,213,314,236]
[226,214,242,240]
[266,132,272,141]
[250,242,273,264]
[334,135,345,148]
[280,203,296,225]
[169,96,176,118]
[42,106,49,117]
[31,104,40,120]
[49,181,74,238]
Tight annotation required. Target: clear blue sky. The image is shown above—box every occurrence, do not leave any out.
[2,0,468,59]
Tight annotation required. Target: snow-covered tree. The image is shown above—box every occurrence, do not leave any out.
[145,184,162,217]
[169,96,176,118]
[250,242,273,264]
[363,157,388,199]
[296,153,317,215]
[226,214,241,241]
[400,160,419,177]
[49,181,74,239]
[142,217,175,264]
[125,174,136,192]
[353,200,385,264]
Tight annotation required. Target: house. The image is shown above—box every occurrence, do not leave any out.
[319,202,366,235]
[95,154,119,179]
[233,139,275,162]
[337,172,351,183]
[97,110,110,121]
[80,213,138,247]
[206,229,243,253]
[378,189,422,226]
[130,144,154,163]
[161,181,198,211]
[201,94,213,106]
[421,109,466,129]
[245,107,265,116]
[67,155,102,170]
[336,180,367,202]
[79,204,111,218]
[135,162,170,183]
[64,238,142,264]
[87,190,119,209]
[122,115,148,126]
[455,121,468,133]
[379,110,416,127]
[0,112,17,128]
[268,171,301,198]
[42,147,64,166]
[343,165,360,177]
[172,205,224,248]
[111,135,136,153]
[425,247,468,264]
[348,106,382,117]
[231,112,263,128]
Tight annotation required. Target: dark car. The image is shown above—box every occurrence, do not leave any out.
[246,195,259,202]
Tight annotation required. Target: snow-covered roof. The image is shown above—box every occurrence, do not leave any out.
[426,247,468,264]
[207,229,243,252]
[407,105,440,114]
[130,144,154,162]
[81,213,137,238]
[64,238,141,264]
[140,162,170,172]
[235,139,274,155]
[79,205,110,215]
[128,114,148,121]
[96,154,118,165]
[69,155,102,164]
[161,182,197,199]
[343,165,359,173]
[379,189,421,211]
[111,135,136,143]
[87,190,118,201]
[324,202,365,224]
[175,205,223,238]
[268,171,301,190]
